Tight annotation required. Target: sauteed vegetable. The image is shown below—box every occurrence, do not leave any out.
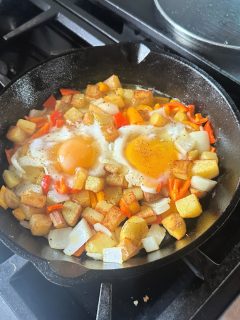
[0,75,218,263]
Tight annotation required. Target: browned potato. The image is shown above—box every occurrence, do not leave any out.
[82,207,104,225]
[16,119,36,135]
[7,126,28,144]
[103,206,125,231]
[49,211,67,229]
[21,192,46,208]
[12,208,26,221]
[119,216,148,245]
[61,94,72,103]
[118,238,140,261]
[106,174,128,187]
[136,206,155,219]
[62,201,82,227]
[101,124,119,142]
[4,188,20,209]
[85,176,104,193]
[172,160,193,180]
[85,84,103,99]
[161,213,186,240]
[64,107,83,123]
[3,170,21,189]
[132,90,153,106]
[95,200,113,215]
[71,190,91,207]
[55,100,71,113]
[86,232,117,254]
[71,93,86,108]
[104,94,125,108]
[143,192,162,203]
[83,112,94,125]
[104,163,123,174]
[0,186,8,209]
[20,204,45,220]
[104,186,123,205]
[123,187,143,201]
[29,214,52,236]
[104,75,122,90]
[22,166,45,185]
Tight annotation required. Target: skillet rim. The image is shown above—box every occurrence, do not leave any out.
[0,42,240,281]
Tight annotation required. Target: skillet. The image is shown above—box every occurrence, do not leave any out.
[0,42,240,286]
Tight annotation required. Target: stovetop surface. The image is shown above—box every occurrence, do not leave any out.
[0,1,240,320]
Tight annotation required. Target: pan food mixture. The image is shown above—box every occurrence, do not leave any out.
[0,75,219,263]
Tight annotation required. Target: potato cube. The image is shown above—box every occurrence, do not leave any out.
[132,90,153,106]
[188,149,199,160]
[95,200,113,215]
[61,94,72,103]
[172,160,193,180]
[21,192,46,208]
[71,93,86,108]
[7,126,28,144]
[122,191,140,214]
[101,124,119,142]
[150,113,168,127]
[86,231,117,254]
[191,160,219,179]
[104,186,123,205]
[89,191,97,209]
[55,100,71,113]
[116,88,134,106]
[82,207,104,225]
[143,192,162,203]
[85,84,103,99]
[118,238,140,261]
[103,206,125,231]
[83,112,94,125]
[0,186,8,209]
[174,111,188,122]
[49,211,67,229]
[12,208,26,221]
[73,168,88,190]
[162,213,186,240]
[175,194,202,218]
[123,187,143,200]
[62,201,82,226]
[3,170,21,189]
[120,216,148,245]
[190,188,206,199]
[85,176,104,193]
[71,190,90,207]
[106,174,127,187]
[20,204,45,220]
[104,163,123,174]
[96,191,105,202]
[64,107,83,123]
[104,75,122,90]
[4,188,20,209]
[89,103,106,115]
[104,94,125,108]
[136,206,155,219]
[29,214,52,236]
[22,166,45,185]
[200,151,218,162]
[17,119,36,135]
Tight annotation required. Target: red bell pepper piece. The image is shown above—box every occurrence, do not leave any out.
[54,177,69,194]
[204,121,216,144]
[60,88,80,96]
[73,245,85,257]
[41,175,52,194]
[56,119,65,128]
[50,110,63,126]
[168,178,190,201]
[43,95,56,109]
[31,122,50,139]
[113,112,129,128]
[119,198,132,218]
[164,101,188,112]
[187,105,208,125]
[47,203,64,213]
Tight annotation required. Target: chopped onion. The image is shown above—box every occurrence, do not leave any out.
[191,176,217,192]
[147,225,166,246]
[189,131,210,152]
[48,228,72,250]
[103,247,123,264]
[98,102,119,115]
[47,190,70,203]
[94,223,112,238]
[14,183,42,197]
[147,198,170,215]
[142,236,159,252]
[11,150,25,176]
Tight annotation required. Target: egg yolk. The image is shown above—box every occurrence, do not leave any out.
[57,136,98,174]
[125,136,178,178]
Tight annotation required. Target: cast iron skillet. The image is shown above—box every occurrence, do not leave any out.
[0,42,240,286]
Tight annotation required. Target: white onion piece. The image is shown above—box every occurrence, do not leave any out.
[48,228,72,249]
[11,150,25,176]
[142,236,159,252]
[29,108,46,117]
[86,252,103,260]
[103,247,123,264]
[191,176,217,192]
[147,198,171,215]
[98,102,119,115]
[147,225,166,246]
[189,131,210,152]
[47,190,70,203]
[141,184,157,194]
[175,135,195,155]
[14,183,42,197]
[94,223,112,238]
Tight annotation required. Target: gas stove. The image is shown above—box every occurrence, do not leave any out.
[0,1,240,319]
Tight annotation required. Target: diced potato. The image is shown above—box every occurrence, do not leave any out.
[96,191,105,202]
[119,216,148,245]
[200,151,218,162]
[71,93,86,108]
[64,107,83,123]
[29,214,52,236]
[118,238,140,261]
[17,119,36,135]
[62,201,82,226]
[21,192,46,208]
[86,231,117,254]
[85,176,104,193]
[104,94,125,108]
[189,131,210,152]
[162,213,186,240]
[104,75,122,90]
[188,149,199,160]
[82,207,104,225]
[55,100,71,113]
[61,94,72,103]
[0,186,8,209]
[3,170,21,188]
[123,187,143,200]
[89,191,97,209]
[132,90,153,106]
[191,176,217,192]
[127,107,144,124]
[73,167,88,190]
[114,226,122,242]
[71,190,91,207]
[20,204,45,220]
[175,194,202,218]
[174,111,188,122]
[191,160,219,179]
[22,166,45,185]
[101,124,119,142]
[143,192,162,203]
[4,188,20,209]
[104,163,123,174]
[7,126,28,144]
[190,188,206,199]
[82,112,94,125]
[95,200,113,215]
[122,191,140,214]
[89,103,106,115]
[116,88,134,106]
[49,211,67,229]
[136,206,155,219]
[150,113,168,127]
[154,96,170,105]
[103,206,125,231]
[106,174,128,187]
[12,208,26,221]
[85,84,103,99]
[104,186,123,205]
[171,160,193,180]
[142,236,159,252]
[147,224,166,246]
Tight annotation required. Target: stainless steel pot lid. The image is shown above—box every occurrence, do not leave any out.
[154,0,240,50]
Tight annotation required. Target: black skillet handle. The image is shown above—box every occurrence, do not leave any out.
[96,283,112,320]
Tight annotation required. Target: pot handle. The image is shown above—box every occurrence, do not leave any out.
[96,282,112,320]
